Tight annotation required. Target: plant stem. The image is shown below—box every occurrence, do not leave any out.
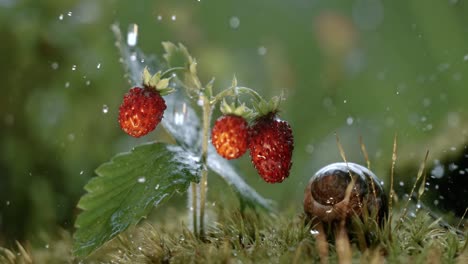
[191,182,198,235]
[199,94,212,238]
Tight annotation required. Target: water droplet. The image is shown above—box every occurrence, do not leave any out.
[96,63,101,69]
[85,80,91,86]
[80,170,84,175]
[67,133,75,142]
[71,65,77,71]
[343,99,347,104]
[59,14,64,20]
[157,15,162,21]
[174,103,187,125]
[464,54,468,61]
[6,201,10,206]
[435,184,439,190]
[138,246,143,251]
[65,82,70,88]
[171,15,177,21]
[67,11,72,17]
[137,177,146,183]
[155,184,160,190]
[45,244,49,249]
[51,62,59,70]
[229,16,240,29]
[447,112,460,128]
[416,203,421,209]
[258,46,267,56]
[399,181,404,187]
[102,105,109,114]
[127,24,139,47]
[433,199,439,206]
[310,229,319,235]
[325,208,333,214]
[346,116,354,125]
[130,52,137,61]
[306,144,314,154]
[431,165,444,179]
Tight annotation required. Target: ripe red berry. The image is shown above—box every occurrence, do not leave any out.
[249,113,294,183]
[118,87,167,138]
[211,115,249,160]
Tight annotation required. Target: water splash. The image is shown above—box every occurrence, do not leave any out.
[127,24,138,47]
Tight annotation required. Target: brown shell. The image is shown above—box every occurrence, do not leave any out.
[304,162,388,225]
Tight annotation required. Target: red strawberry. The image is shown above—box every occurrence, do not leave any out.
[211,115,249,159]
[249,112,294,183]
[118,86,167,138]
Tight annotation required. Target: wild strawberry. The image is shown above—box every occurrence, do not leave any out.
[118,87,167,138]
[211,115,249,159]
[249,112,294,183]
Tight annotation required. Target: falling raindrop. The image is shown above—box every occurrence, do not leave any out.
[157,15,162,21]
[258,46,267,56]
[137,177,146,183]
[229,16,240,29]
[399,181,404,187]
[67,11,72,17]
[71,65,77,71]
[155,184,160,190]
[171,15,177,21]
[6,201,10,206]
[346,116,354,125]
[65,82,70,88]
[431,164,444,179]
[59,14,64,20]
[67,133,75,142]
[45,244,49,249]
[85,80,91,86]
[102,105,109,114]
[51,62,59,70]
[96,63,101,69]
[464,54,468,61]
[80,170,84,175]
[174,102,187,125]
[127,24,138,47]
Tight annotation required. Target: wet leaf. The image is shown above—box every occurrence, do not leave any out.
[73,143,201,257]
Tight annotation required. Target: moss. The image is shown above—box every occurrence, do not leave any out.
[1,205,466,263]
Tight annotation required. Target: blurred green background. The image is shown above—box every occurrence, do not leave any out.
[1,0,468,244]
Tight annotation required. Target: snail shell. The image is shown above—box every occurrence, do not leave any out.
[304,162,388,225]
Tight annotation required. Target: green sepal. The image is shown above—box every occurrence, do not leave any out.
[142,67,173,95]
[220,99,253,120]
[252,95,283,118]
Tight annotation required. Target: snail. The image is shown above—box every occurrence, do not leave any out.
[303,162,388,262]
[304,162,388,225]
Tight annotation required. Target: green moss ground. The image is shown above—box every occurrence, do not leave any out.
[1,204,466,264]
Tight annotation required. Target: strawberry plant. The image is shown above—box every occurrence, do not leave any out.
[72,24,294,259]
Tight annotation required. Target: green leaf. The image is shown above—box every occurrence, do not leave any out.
[73,143,201,257]
[162,42,193,68]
